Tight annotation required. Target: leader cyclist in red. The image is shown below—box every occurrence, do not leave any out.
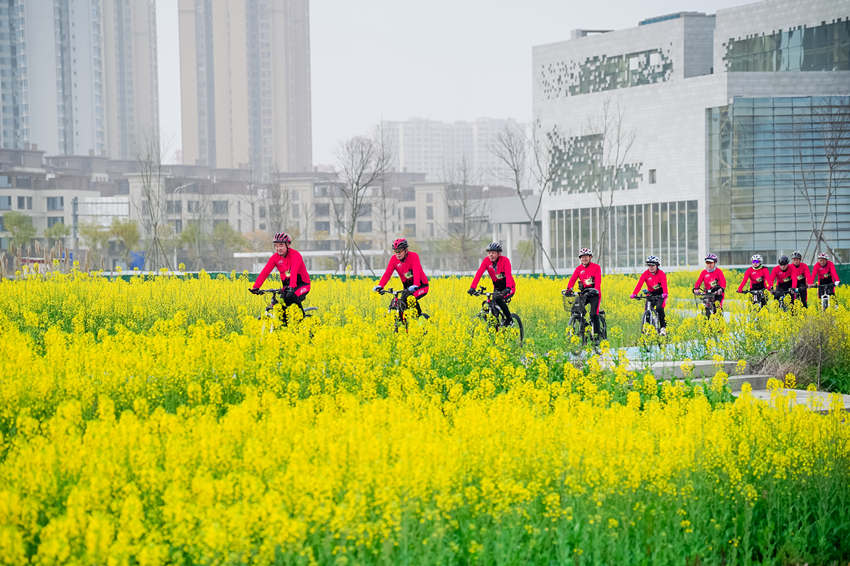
[373,238,429,316]
[250,232,310,313]
[468,241,516,326]
[563,248,603,339]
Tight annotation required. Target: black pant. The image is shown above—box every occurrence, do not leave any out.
[282,288,306,314]
[586,293,601,336]
[400,289,423,316]
[798,285,809,308]
[648,294,666,329]
[493,290,513,324]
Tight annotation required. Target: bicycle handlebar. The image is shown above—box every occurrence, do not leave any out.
[562,288,598,297]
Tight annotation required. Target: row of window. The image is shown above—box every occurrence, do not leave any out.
[0,195,55,210]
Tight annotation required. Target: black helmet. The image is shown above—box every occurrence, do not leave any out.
[778,255,789,266]
[791,251,802,260]
[486,241,503,252]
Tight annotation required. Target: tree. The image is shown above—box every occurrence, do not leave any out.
[795,97,850,263]
[79,223,111,269]
[334,133,391,272]
[4,211,36,250]
[110,219,141,265]
[588,100,638,273]
[442,157,489,270]
[209,221,247,270]
[44,222,71,248]
[492,121,559,273]
[136,138,172,270]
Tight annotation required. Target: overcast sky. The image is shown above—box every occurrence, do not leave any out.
[156,0,750,165]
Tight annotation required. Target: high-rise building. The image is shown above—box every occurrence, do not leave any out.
[179,0,312,176]
[0,0,159,160]
[535,0,850,272]
[381,117,523,185]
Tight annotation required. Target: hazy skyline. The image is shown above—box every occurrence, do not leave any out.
[156,0,751,167]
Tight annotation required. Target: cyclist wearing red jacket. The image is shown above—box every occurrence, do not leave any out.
[737,254,771,296]
[468,241,515,326]
[250,232,310,312]
[373,238,429,315]
[630,255,668,334]
[790,251,811,308]
[564,248,603,338]
[693,253,726,308]
[812,252,841,300]
[769,255,796,303]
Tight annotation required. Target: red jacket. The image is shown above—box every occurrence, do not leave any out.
[253,249,310,290]
[791,262,812,287]
[694,268,726,305]
[769,265,795,288]
[379,251,428,288]
[812,260,840,286]
[632,269,668,307]
[568,263,602,292]
[470,255,515,292]
[737,266,771,292]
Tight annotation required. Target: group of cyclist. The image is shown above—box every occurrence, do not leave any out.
[249,232,841,339]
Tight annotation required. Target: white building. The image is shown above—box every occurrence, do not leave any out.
[535,0,850,272]
[0,1,159,160]
[381,117,524,185]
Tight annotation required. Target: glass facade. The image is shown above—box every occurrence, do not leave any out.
[723,19,850,72]
[546,130,643,194]
[549,200,698,270]
[707,96,850,265]
[539,47,673,99]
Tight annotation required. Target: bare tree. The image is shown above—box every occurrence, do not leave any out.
[795,97,850,263]
[334,133,391,272]
[135,138,172,270]
[589,99,638,273]
[441,157,488,270]
[492,121,558,273]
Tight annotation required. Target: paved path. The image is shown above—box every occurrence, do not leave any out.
[733,387,850,413]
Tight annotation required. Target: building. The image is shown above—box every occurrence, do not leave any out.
[534,0,850,272]
[0,1,159,160]
[381,117,524,185]
[179,0,312,176]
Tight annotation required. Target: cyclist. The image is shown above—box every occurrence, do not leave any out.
[811,252,841,303]
[790,251,811,308]
[373,238,429,316]
[467,242,515,326]
[249,232,310,313]
[630,255,668,335]
[769,255,796,304]
[693,253,726,313]
[563,248,603,339]
[737,254,771,306]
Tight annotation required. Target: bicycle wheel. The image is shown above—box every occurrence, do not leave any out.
[599,312,608,341]
[568,315,586,352]
[509,313,524,344]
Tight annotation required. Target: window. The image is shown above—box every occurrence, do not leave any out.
[47,196,64,211]
[0,216,4,231]
[0,175,10,187]
[314,203,330,216]
[314,221,330,232]
[17,196,32,210]
[187,200,201,213]
[14,176,30,188]
[292,204,300,217]
[0,196,11,210]
[47,216,64,227]
[448,205,462,217]
[404,223,416,237]
[426,206,434,220]
[166,200,182,214]
[357,221,372,233]
[426,193,433,203]
[649,169,657,184]
[360,203,372,216]
[173,219,182,233]
[213,219,228,228]
[212,200,228,215]
[403,207,416,219]
[401,188,415,201]
[259,206,266,218]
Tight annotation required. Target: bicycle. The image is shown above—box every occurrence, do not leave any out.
[562,288,607,350]
[772,287,796,311]
[255,288,317,331]
[378,288,429,332]
[631,291,664,335]
[469,286,524,344]
[818,282,837,310]
[693,288,724,318]
[740,288,768,309]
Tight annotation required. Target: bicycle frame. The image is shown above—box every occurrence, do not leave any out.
[471,286,507,323]
[744,288,768,308]
[632,291,662,332]
[693,288,723,318]
[818,283,836,310]
[469,287,523,342]
[563,288,605,344]
[256,288,316,328]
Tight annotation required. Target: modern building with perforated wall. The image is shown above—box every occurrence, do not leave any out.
[534,0,849,272]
